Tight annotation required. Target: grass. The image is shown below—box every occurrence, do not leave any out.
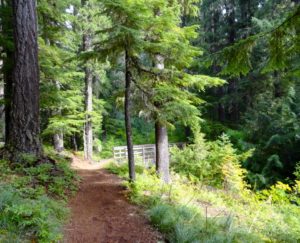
[107,162,300,242]
[0,148,79,242]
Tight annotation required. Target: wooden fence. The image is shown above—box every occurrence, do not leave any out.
[113,143,184,166]
[113,143,184,167]
[113,144,155,167]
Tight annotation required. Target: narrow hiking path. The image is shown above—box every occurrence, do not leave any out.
[64,156,163,243]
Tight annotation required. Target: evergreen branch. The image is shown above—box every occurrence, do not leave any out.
[204,5,300,60]
[131,78,152,97]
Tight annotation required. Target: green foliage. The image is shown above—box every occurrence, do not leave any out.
[38,0,86,141]
[294,162,300,180]
[257,181,293,204]
[95,0,224,136]
[177,0,200,18]
[198,0,300,189]
[256,178,300,205]
[171,133,252,191]
[108,162,300,242]
[0,185,68,243]
[14,159,79,200]
[148,204,259,243]
[2,1,300,242]
[211,4,300,77]
[107,162,145,178]
[218,36,256,77]
[243,88,300,187]
[200,120,228,140]
[0,150,79,242]
[36,0,109,152]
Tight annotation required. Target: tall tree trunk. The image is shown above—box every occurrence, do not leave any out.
[72,134,78,152]
[0,84,5,141]
[83,58,93,161]
[155,122,170,183]
[1,0,13,143]
[208,8,225,122]
[221,0,238,122]
[52,111,64,154]
[82,0,93,161]
[7,0,42,159]
[52,80,64,153]
[154,54,170,183]
[3,50,12,144]
[101,119,107,142]
[53,132,64,153]
[125,50,135,181]
[83,68,93,160]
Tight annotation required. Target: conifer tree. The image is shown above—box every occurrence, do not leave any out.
[78,0,109,161]
[38,0,83,152]
[0,0,13,143]
[6,0,42,160]
[178,0,200,26]
[81,0,94,161]
[131,0,224,183]
[95,0,224,182]
[38,0,73,153]
[38,1,105,155]
[198,0,300,186]
[93,0,156,180]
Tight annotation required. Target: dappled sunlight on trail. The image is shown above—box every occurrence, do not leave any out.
[70,155,113,170]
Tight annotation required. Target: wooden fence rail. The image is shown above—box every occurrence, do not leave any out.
[113,143,184,166]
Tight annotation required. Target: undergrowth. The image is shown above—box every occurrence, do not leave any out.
[107,162,300,242]
[0,148,79,243]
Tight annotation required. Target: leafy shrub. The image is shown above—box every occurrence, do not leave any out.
[0,150,78,242]
[100,136,123,158]
[0,184,68,243]
[257,181,292,203]
[243,91,300,187]
[254,163,300,205]
[107,162,145,179]
[200,120,228,140]
[17,158,78,199]
[109,162,300,242]
[171,133,252,192]
[256,180,300,206]
[294,162,300,180]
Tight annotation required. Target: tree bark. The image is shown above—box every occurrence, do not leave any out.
[125,50,135,181]
[82,37,93,161]
[0,84,5,141]
[51,80,64,153]
[155,122,170,183]
[1,0,13,143]
[82,0,93,161]
[3,54,12,144]
[83,70,93,160]
[7,0,42,159]
[72,134,78,152]
[154,54,170,183]
[53,132,64,153]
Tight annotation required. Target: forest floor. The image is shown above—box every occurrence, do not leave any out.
[63,156,163,243]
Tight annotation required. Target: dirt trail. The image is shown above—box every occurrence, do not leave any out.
[64,156,163,243]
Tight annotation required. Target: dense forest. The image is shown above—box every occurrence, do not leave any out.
[0,0,300,242]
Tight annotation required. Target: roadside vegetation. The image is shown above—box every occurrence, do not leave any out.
[108,133,300,242]
[0,148,79,242]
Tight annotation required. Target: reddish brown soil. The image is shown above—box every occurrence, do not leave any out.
[64,168,163,243]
